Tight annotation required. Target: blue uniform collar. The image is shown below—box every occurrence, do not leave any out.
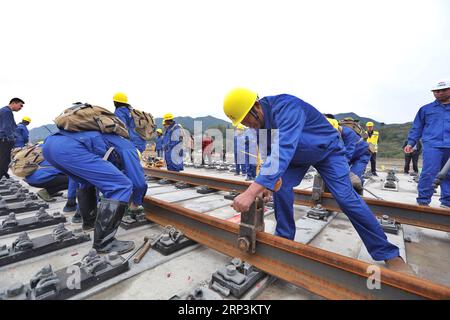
[259,98,272,130]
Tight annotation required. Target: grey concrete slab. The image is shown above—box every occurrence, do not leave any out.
[146,186,178,196]
[309,214,363,259]
[86,247,230,300]
[176,195,232,213]
[151,190,204,203]
[403,225,450,287]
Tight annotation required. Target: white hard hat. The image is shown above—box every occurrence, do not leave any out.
[431,79,450,91]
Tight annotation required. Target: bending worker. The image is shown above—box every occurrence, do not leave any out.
[223,88,411,273]
[162,113,184,172]
[325,114,371,193]
[113,92,147,153]
[405,79,450,208]
[14,116,31,148]
[43,106,147,254]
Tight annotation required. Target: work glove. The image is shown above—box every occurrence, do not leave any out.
[349,171,363,194]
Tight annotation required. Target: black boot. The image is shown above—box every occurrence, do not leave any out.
[76,187,97,230]
[93,198,135,254]
[71,209,82,223]
[63,198,77,213]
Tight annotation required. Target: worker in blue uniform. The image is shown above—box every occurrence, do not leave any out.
[0,98,24,179]
[14,116,31,148]
[405,79,450,209]
[324,114,371,193]
[244,127,258,181]
[155,128,164,157]
[233,124,247,176]
[223,88,411,273]
[113,92,147,153]
[43,120,147,254]
[162,113,184,172]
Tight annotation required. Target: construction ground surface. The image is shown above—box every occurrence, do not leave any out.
[0,155,449,300]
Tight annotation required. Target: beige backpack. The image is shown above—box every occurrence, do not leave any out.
[129,107,156,140]
[10,144,45,177]
[54,103,129,139]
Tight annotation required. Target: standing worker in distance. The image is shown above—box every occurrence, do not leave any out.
[402,140,422,176]
[162,113,184,172]
[405,79,450,209]
[0,98,24,179]
[365,121,379,176]
[155,128,164,158]
[14,116,31,148]
[223,88,411,273]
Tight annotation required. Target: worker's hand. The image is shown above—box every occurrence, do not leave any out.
[262,189,272,203]
[404,145,413,153]
[232,191,256,213]
[232,182,266,213]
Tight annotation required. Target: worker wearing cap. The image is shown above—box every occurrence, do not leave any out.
[0,98,24,179]
[155,128,164,157]
[325,114,371,194]
[14,116,31,148]
[233,124,247,176]
[365,121,379,176]
[162,112,184,172]
[113,92,147,153]
[405,79,450,208]
[223,88,411,272]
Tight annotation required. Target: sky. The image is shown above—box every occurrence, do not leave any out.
[1,0,449,129]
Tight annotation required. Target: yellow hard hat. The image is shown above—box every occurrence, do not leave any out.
[223,88,258,126]
[113,92,128,104]
[235,124,245,130]
[163,113,174,122]
[326,118,339,130]
[156,128,163,134]
[22,116,31,123]
[366,121,374,127]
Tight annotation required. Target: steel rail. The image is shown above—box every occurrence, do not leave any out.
[143,196,450,300]
[144,167,450,233]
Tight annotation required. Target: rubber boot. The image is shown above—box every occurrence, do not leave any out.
[76,187,97,231]
[93,198,135,255]
[71,208,82,223]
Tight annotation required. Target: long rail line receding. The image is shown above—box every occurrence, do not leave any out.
[144,167,450,233]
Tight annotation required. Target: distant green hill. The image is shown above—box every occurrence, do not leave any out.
[30,113,413,159]
[153,116,233,133]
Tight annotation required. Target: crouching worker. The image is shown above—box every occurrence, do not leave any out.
[223,88,412,274]
[43,102,147,254]
[10,142,77,212]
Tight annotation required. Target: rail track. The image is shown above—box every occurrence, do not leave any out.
[0,166,449,300]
